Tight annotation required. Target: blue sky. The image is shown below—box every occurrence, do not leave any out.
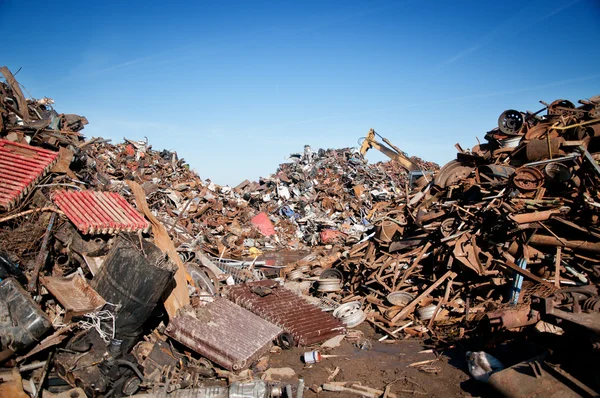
[1,0,599,185]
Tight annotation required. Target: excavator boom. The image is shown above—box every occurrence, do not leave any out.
[359,129,419,172]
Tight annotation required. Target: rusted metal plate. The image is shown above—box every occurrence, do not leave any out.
[0,139,59,210]
[225,280,346,346]
[165,297,282,371]
[41,273,106,321]
[52,190,150,234]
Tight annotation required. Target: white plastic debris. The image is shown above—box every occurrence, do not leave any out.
[466,351,504,382]
[277,185,291,200]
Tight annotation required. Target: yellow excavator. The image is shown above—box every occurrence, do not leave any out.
[359,129,420,172]
[359,129,433,185]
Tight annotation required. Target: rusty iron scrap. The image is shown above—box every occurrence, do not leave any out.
[1,65,600,396]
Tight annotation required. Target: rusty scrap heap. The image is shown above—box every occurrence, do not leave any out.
[1,65,600,397]
[332,97,600,334]
[79,140,438,256]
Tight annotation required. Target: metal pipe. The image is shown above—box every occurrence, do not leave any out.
[523,153,579,167]
[19,361,46,372]
[529,235,600,253]
[296,379,304,398]
[28,212,56,292]
[34,351,54,398]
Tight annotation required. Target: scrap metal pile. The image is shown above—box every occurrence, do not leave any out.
[320,97,600,342]
[1,65,600,397]
[79,140,438,257]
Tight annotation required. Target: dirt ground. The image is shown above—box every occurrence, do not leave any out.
[262,324,492,397]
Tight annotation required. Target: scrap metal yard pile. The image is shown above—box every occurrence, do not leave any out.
[2,66,600,397]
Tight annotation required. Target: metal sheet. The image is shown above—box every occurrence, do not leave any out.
[165,297,281,371]
[41,273,106,321]
[52,190,150,234]
[225,280,346,346]
[0,139,59,210]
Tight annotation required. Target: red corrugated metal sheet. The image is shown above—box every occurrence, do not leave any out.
[0,139,59,210]
[165,297,282,371]
[52,190,150,234]
[225,280,346,346]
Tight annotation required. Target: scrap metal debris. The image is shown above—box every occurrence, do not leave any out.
[1,66,600,397]
[52,191,150,234]
[225,280,346,346]
[0,139,59,211]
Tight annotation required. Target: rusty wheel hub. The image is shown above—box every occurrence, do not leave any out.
[512,167,544,190]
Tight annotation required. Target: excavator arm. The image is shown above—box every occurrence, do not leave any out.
[359,129,419,172]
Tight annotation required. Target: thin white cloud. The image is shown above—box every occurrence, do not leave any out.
[440,0,582,67]
[253,72,600,129]
[63,2,416,79]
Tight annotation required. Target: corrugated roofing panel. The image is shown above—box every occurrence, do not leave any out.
[0,139,59,210]
[225,280,346,346]
[52,190,150,234]
[165,297,282,371]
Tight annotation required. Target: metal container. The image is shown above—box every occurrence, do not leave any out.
[525,137,564,161]
[303,350,322,364]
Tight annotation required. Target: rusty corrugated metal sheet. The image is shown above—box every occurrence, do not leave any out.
[225,280,346,346]
[165,297,282,372]
[52,190,150,234]
[0,139,59,210]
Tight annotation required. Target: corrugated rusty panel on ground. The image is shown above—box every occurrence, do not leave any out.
[165,297,282,372]
[52,190,150,234]
[0,139,59,210]
[225,280,346,346]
